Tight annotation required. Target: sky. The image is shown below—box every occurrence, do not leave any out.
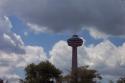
[0,0,125,83]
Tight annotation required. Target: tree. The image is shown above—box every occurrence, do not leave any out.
[109,80,114,83]
[24,61,62,83]
[0,79,3,83]
[117,77,125,83]
[64,66,102,83]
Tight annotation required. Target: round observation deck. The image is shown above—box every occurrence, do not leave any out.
[67,35,83,47]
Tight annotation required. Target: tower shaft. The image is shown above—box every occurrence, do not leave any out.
[67,35,83,71]
[67,35,83,83]
[72,46,77,71]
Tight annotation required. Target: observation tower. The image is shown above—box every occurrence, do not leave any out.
[67,35,83,71]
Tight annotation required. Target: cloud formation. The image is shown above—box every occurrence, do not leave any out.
[0,16,124,81]
[49,40,125,80]
[0,16,25,53]
[0,45,47,82]
[0,0,125,36]
[0,16,47,81]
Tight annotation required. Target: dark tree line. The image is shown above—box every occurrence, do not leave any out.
[23,61,61,83]
[63,66,102,83]
[17,60,125,83]
[20,61,102,83]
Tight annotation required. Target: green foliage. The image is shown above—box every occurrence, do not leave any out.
[24,61,61,83]
[64,66,102,83]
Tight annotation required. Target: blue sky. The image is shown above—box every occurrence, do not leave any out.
[10,16,125,51]
[0,0,125,83]
[11,16,125,53]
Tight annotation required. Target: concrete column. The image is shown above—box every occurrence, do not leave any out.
[72,46,78,83]
[72,46,77,71]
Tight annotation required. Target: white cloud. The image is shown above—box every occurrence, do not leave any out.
[3,33,16,46]
[0,45,47,81]
[13,33,24,46]
[0,16,25,53]
[0,16,11,35]
[49,41,72,74]
[0,51,20,80]
[17,45,47,68]
[27,23,50,33]
[88,28,109,39]
[49,40,125,80]
[0,16,47,81]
